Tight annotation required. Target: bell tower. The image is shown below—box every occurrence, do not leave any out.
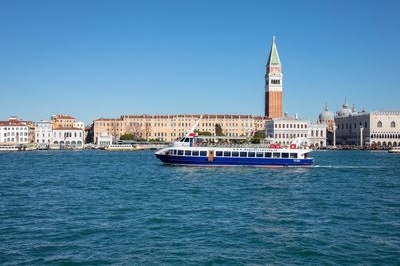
[264,36,283,118]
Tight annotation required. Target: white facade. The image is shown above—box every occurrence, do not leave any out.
[370,111,400,146]
[308,123,327,147]
[96,132,113,148]
[265,116,308,146]
[335,109,400,147]
[35,120,52,145]
[52,128,84,149]
[74,121,85,130]
[265,115,327,148]
[0,117,29,144]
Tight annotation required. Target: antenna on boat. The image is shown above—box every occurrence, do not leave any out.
[185,115,202,137]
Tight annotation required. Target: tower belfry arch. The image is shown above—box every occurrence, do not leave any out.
[264,36,283,118]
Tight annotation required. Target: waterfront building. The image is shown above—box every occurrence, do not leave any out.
[93,114,269,143]
[52,127,84,149]
[308,122,327,148]
[51,114,77,129]
[368,111,400,147]
[264,36,283,118]
[334,102,400,147]
[35,120,52,147]
[48,114,86,148]
[265,114,327,148]
[96,132,113,148]
[0,117,30,144]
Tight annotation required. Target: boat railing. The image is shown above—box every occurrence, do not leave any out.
[178,142,310,149]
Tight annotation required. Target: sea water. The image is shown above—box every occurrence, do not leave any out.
[0,150,399,265]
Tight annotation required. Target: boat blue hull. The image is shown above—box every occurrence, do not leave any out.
[155,154,313,167]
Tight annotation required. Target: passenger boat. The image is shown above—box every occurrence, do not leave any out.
[0,145,20,151]
[0,144,31,151]
[155,120,313,167]
[104,144,144,151]
[388,147,400,153]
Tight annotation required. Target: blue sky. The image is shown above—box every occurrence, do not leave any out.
[0,0,399,124]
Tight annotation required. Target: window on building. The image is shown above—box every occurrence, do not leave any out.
[391,121,396,128]
[377,121,382,127]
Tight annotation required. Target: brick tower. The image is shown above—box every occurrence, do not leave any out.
[264,36,283,118]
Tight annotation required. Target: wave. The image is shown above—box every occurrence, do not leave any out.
[314,165,387,169]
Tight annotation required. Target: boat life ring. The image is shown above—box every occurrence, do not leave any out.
[290,144,296,149]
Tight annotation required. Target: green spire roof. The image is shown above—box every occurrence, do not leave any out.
[267,36,281,66]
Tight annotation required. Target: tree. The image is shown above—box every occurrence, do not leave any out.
[195,130,212,136]
[120,133,135,140]
[215,124,224,136]
[250,130,266,144]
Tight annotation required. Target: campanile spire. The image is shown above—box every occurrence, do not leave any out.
[264,36,283,118]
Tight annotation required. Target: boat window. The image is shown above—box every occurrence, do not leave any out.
[178,150,184,155]
[281,153,289,158]
[240,152,247,157]
[232,151,239,157]
[184,138,190,143]
[273,152,280,158]
[290,153,298,158]
[216,151,223,157]
[248,152,255,157]
[200,151,207,156]
[185,150,191,156]
[256,152,264,158]
[224,151,231,157]
[265,152,272,158]
[192,150,199,156]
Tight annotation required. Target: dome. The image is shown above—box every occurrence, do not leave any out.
[337,102,353,117]
[319,104,334,121]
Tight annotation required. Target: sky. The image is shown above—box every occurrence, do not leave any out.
[0,0,399,125]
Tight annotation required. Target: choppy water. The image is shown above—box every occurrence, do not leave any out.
[0,150,399,265]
